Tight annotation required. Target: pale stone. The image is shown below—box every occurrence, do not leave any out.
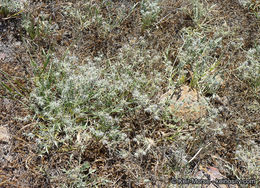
[192,166,239,188]
[0,126,10,143]
[3,98,12,111]
[160,85,207,122]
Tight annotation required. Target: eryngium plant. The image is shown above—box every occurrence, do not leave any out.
[29,45,166,154]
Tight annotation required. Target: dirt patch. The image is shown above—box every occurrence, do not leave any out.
[160,85,208,122]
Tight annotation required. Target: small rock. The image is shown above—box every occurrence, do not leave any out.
[160,85,208,122]
[0,126,10,144]
[193,166,239,188]
[0,52,6,60]
[3,98,12,111]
